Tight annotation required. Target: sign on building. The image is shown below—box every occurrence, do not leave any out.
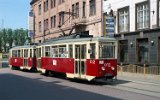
[28,11,35,37]
[103,15,115,37]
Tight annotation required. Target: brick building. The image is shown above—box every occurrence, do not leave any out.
[30,0,103,43]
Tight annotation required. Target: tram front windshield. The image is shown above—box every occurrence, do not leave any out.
[99,42,115,59]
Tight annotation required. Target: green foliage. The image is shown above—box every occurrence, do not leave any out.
[0,28,31,53]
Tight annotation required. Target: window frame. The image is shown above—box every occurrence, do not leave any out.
[135,1,150,30]
[38,4,41,15]
[118,6,130,33]
[51,0,56,8]
[89,0,96,16]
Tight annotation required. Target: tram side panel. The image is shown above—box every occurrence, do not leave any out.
[86,59,117,79]
[10,57,23,68]
[41,57,74,73]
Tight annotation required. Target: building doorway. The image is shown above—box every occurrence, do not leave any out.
[137,38,149,64]
[118,40,128,64]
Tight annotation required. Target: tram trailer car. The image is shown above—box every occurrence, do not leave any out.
[38,37,117,81]
[9,37,117,81]
[9,45,37,71]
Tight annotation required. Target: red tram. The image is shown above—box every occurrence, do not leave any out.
[9,36,117,81]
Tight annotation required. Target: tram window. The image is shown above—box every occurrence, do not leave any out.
[81,45,86,59]
[33,49,36,57]
[45,46,50,57]
[24,49,28,57]
[90,43,96,59]
[12,50,17,57]
[30,49,32,57]
[42,47,44,57]
[18,50,21,57]
[38,48,41,57]
[52,46,58,57]
[75,45,79,59]
[59,46,66,58]
[99,42,115,59]
[69,45,73,58]
[21,50,23,57]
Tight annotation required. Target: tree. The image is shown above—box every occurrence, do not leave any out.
[0,30,2,52]
[0,28,31,53]
[1,29,7,52]
[7,29,14,49]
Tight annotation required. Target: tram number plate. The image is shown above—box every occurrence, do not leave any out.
[90,60,95,64]
[104,63,111,67]
[53,60,57,65]
[15,59,17,63]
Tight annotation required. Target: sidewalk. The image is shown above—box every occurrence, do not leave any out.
[117,72,160,85]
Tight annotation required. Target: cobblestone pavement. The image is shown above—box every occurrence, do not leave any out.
[0,68,160,100]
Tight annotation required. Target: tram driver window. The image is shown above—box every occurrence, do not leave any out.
[99,42,115,59]
[12,50,17,57]
[90,43,96,59]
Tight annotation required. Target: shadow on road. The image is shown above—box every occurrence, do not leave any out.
[0,73,122,100]
[10,67,131,86]
[68,78,131,86]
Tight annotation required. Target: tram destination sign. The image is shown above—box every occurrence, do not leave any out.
[104,16,115,36]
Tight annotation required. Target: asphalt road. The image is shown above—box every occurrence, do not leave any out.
[0,68,159,100]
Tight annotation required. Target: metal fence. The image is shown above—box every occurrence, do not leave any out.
[118,64,160,75]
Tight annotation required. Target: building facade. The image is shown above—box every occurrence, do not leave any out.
[104,0,160,66]
[30,0,103,43]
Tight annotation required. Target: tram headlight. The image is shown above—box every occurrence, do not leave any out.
[111,67,115,71]
[101,66,105,71]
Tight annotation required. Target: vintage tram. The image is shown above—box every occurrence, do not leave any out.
[9,45,37,71]
[9,35,117,81]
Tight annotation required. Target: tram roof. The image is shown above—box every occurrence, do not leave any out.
[10,45,36,50]
[39,36,117,46]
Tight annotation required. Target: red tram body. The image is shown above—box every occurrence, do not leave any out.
[9,36,117,81]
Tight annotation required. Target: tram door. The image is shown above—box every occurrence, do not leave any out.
[75,44,86,78]
[37,47,42,68]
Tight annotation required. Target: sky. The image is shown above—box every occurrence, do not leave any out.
[0,0,30,29]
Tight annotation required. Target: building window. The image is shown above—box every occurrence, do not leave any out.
[59,12,64,26]
[137,39,149,64]
[72,4,75,19]
[44,0,48,12]
[158,0,160,26]
[82,1,86,17]
[136,2,149,30]
[51,15,56,28]
[44,19,48,30]
[118,7,129,32]
[38,4,41,15]
[39,21,41,32]
[90,0,96,16]
[59,0,64,5]
[51,0,56,8]
[119,40,128,63]
[75,2,79,18]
